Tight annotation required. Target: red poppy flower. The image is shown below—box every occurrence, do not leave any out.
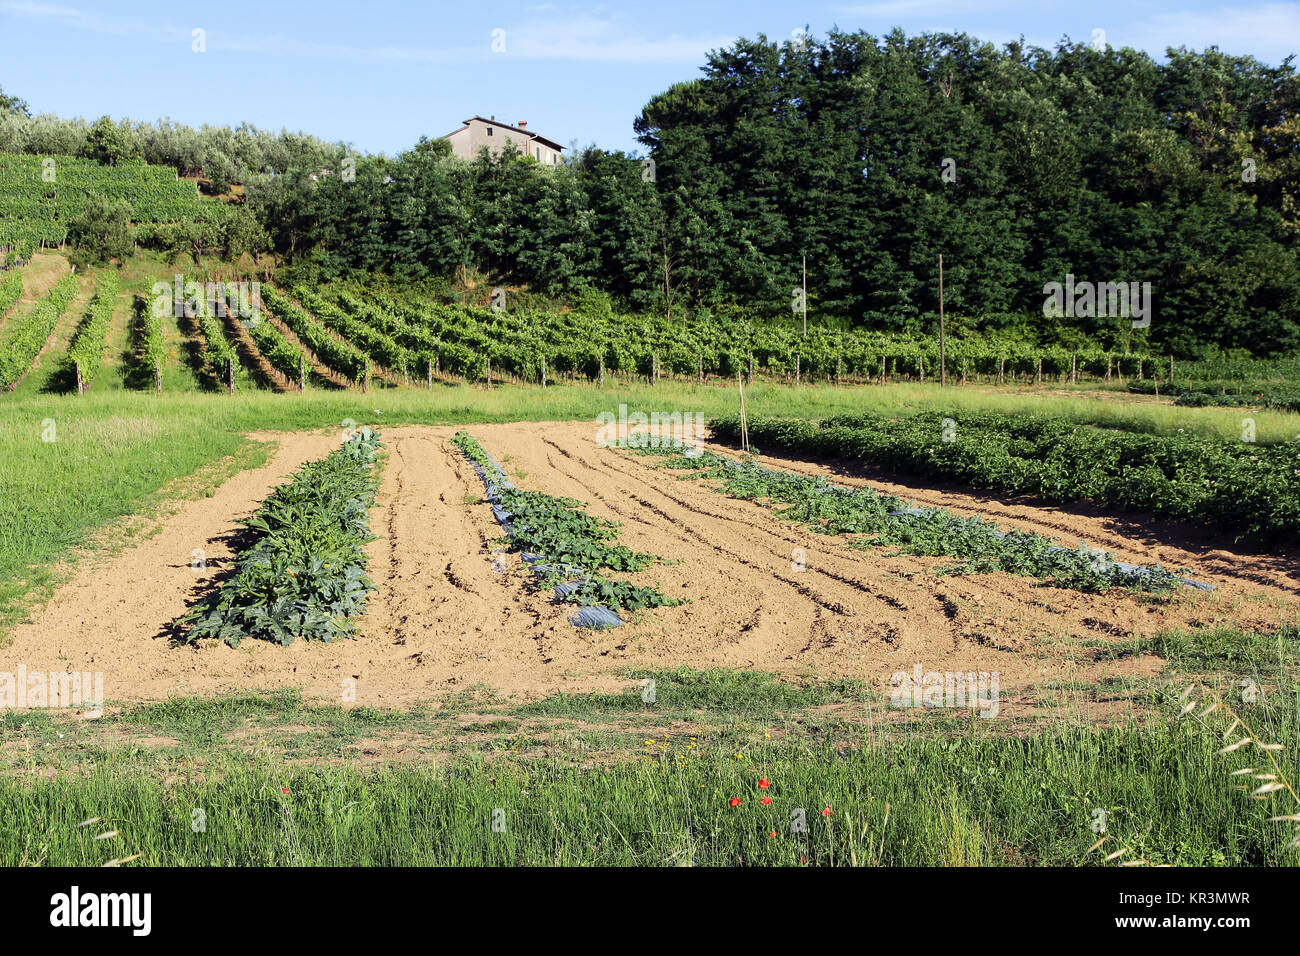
[282,788,290,794]
[758,778,770,789]
[768,831,777,838]
[760,796,772,806]
[729,797,742,807]
[822,806,833,816]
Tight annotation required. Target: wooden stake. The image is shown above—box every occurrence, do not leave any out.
[737,371,750,453]
[938,253,946,386]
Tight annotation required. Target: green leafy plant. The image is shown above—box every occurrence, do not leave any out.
[628,440,1186,594]
[452,431,679,613]
[178,427,384,646]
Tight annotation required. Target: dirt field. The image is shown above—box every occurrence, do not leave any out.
[2,422,1295,710]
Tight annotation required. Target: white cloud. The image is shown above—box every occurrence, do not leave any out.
[1,1,734,64]
[1122,4,1299,64]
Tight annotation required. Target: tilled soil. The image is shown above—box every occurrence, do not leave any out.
[2,422,1294,710]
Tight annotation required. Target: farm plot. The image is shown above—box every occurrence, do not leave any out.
[0,423,1295,711]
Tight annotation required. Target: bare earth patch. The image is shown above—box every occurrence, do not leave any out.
[1,422,1294,711]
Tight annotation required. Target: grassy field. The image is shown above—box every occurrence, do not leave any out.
[3,257,1299,867]
[2,659,1296,866]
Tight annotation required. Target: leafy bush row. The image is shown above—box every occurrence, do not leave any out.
[710,413,1300,542]
[1175,390,1300,414]
[1128,380,1300,413]
[262,286,366,382]
[0,274,78,390]
[452,431,678,613]
[0,270,21,318]
[179,427,385,646]
[64,273,119,389]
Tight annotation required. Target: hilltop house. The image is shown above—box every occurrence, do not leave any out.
[443,116,564,165]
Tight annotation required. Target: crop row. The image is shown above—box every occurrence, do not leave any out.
[357,285,1171,384]
[710,413,1300,542]
[292,286,410,376]
[1175,391,1300,414]
[179,427,385,646]
[195,300,239,390]
[0,274,78,390]
[246,312,305,387]
[137,295,166,392]
[64,273,119,391]
[626,440,1199,593]
[0,271,21,318]
[261,286,367,383]
[452,431,678,618]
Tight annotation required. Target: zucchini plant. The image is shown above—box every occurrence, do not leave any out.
[179,427,385,646]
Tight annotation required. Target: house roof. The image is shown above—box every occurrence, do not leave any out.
[443,115,565,153]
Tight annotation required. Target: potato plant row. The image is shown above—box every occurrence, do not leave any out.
[179,428,385,646]
[710,413,1300,542]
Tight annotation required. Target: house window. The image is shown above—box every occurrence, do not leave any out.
[486,127,493,136]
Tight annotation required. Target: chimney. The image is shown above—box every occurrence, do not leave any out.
[518,120,527,129]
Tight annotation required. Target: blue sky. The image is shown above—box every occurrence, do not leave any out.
[1,1,1296,157]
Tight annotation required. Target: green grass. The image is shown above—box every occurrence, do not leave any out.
[2,675,1296,866]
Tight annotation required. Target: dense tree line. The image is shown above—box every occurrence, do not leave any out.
[634,31,1300,357]
[246,32,1299,357]
[4,28,1298,357]
[0,94,347,191]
